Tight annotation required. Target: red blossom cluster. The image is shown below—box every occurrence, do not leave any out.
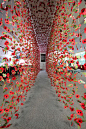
[46,0,86,128]
[0,0,40,128]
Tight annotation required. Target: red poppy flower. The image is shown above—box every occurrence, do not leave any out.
[4,40,9,46]
[5,6,8,11]
[7,117,11,122]
[7,73,10,78]
[11,70,15,75]
[70,114,74,118]
[17,25,20,28]
[4,26,7,30]
[84,93,86,99]
[80,8,86,15]
[6,124,12,128]
[64,106,68,109]
[78,118,83,123]
[61,13,64,16]
[80,103,85,110]
[70,107,74,111]
[12,52,15,55]
[84,27,86,33]
[76,109,83,116]
[4,94,9,99]
[6,78,10,83]
[9,91,14,95]
[14,6,16,10]
[74,118,78,122]
[0,109,4,114]
[0,67,4,73]
[7,28,10,33]
[4,87,8,91]
[84,54,86,60]
[0,18,2,26]
[75,94,80,98]
[61,5,65,9]
[12,76,16,80]
[21,103,24,105]
[5,19,9,24]
[5,45,9,50]
[10,9,13,14]
[84,63,86,70]
[0,76,3,81]
[15,113,19,119]
[82,38,86,44]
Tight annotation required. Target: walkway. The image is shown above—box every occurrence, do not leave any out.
[9,71,79,129]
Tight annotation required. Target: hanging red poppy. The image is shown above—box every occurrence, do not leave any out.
[5,19,9,24]
[9,91,14,95]
[0,76,3,81]
[0,18,2,26]
[82,38,86,44]
[77,118,83,123]
[84,93,86,99]
[7,73,10,78]
[6,78,10,83]
[76,109,83,116]
[80,8,86,15]
[15,113,19,119]
[75,94,80,98]
[12,76,16,80]
[7,117,11,122]
[84,27,86,33]
[4,40,9,46]
[0,109,4,114]
[4,26,7,30]
[5,45,9,50]
[4,94,9,99]
[70,114,74,118]
[84,63,86,70]
[0,67,4,73]
[79,103,85,110]
[70,107,74,111]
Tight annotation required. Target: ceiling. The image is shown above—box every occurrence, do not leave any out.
[26,0,57,53]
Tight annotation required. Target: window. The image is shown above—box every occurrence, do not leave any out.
[41,54,46,62]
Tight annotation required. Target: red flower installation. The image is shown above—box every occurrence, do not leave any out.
[46,1,86,128]
[0,0,86,128]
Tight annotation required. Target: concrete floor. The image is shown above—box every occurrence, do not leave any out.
[0,71,86,129]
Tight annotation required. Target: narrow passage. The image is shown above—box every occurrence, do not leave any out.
[9,71,78,129]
